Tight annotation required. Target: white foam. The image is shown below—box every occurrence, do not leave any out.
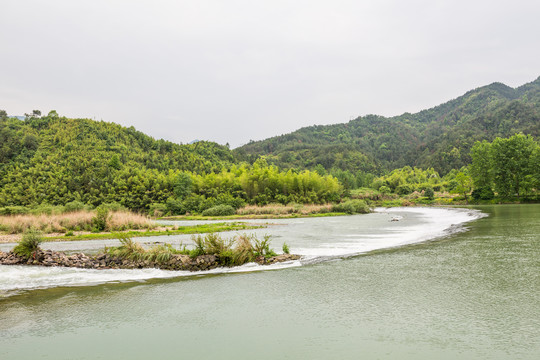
[0,260,303,294]
[292,207,484,257]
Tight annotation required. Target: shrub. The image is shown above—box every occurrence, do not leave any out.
[149,203,168,217]
[64,201,86,213]
[100,202,126,212]
[13,228,43,259]
[396,184,413,195]
[253,234,277,258]
[92,206,110,231]
[166,197,185,215]
[332,199,370,214]
[424,187,435,200]
[379,186,391,194]
[0,206,30,215]
[472,187,495,200]
[202,204,236,217]
[282,242,290,254]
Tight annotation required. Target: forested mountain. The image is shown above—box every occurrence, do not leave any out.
[235,77,540,175]
[0,112,342,211]
[0,112,235,208]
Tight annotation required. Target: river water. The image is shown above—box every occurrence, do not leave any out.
[0,205,539,359]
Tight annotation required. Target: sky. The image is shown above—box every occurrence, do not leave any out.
[1,0,539,148]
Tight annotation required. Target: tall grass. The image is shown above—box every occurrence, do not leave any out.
[13,228,43,259]
[236,203,333,216]
[0,210,154,234]
[103,233,282,267]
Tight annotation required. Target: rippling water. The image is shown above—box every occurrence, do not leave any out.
[1,205,539,359]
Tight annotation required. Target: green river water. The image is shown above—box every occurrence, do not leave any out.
[0,205,539,359]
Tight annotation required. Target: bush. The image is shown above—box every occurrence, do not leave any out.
[282,242,290,254]
[471,187,495,200]
[149,203,168,217]
[396,184,413,195]
[92,206,110,231]
[64,201,86,213]
[166,197,185,215]
[202,204,236,217]
[13,228,43,259]
[100,202,126,212]
[0,206,30,215]
[332,199,370,214]
[424,187,434,200]
[379,186,391,194]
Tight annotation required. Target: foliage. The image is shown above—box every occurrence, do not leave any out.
[201,204,236,216]
[0,113,234,210]
[470,134,539,199]
[331,199,370,214]
[235,77,540,175]
[0,210,152,235]
[92,206,110,231]
[13,228,43,259]
[424,187,434,200]
[282,242,290,254]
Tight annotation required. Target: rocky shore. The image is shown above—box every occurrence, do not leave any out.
[0,249,301,271]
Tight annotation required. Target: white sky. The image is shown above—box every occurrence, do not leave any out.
[1,0,539,147]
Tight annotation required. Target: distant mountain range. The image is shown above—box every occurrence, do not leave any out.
[235,76,540,174]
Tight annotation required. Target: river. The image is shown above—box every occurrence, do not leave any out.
[0,205,539,359]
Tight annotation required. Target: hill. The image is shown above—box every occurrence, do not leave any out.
[0,113,234,209]
[235,77,540,175]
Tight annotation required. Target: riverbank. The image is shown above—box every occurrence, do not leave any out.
[0,249,300,272]
[0,222,263,244]
[161,212,346,221]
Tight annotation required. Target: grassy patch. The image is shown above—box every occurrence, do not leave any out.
[0,210,153,234]
[42,222,263,242]
[13,228,43,259]
[104,232,281,267]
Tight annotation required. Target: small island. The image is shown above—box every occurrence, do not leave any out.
[0,230,300,272]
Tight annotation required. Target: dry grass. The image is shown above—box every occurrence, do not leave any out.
[0,210,153,234]
[236,203,332,216]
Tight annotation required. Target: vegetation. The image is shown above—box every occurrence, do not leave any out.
[0,209,153,234]
[235,77,540,176]
[201,205,236,217]
[13,228,43,259]
[0,111,342,214]
[103,233,281,267]
[2,77,539,218]
[331,199,370,214]
[470,134,539,200]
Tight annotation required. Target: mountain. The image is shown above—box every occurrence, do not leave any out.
[235,77,540,175]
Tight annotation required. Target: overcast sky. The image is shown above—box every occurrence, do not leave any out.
[2,0,539,147]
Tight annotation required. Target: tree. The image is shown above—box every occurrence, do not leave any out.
[174,172,193,200]
[470,140,493,192]
[454,171,472,204]
[491,134,536,198]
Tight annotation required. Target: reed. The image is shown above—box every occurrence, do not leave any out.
[0,210,153,234]
[236,203,333,216]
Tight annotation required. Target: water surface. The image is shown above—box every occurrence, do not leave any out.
[1,205,539,359]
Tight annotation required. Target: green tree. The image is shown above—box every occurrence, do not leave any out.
[491,134,536,198]
[470,140,493,192]
[454,171,472,204]
[174,172,193,200]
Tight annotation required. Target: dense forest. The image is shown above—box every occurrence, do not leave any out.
[235,77,540,175]
[0,111,341,214]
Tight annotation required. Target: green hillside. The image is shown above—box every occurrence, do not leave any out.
[0,112,234,209]
[0,112,343,213]
[235,77,540,175]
